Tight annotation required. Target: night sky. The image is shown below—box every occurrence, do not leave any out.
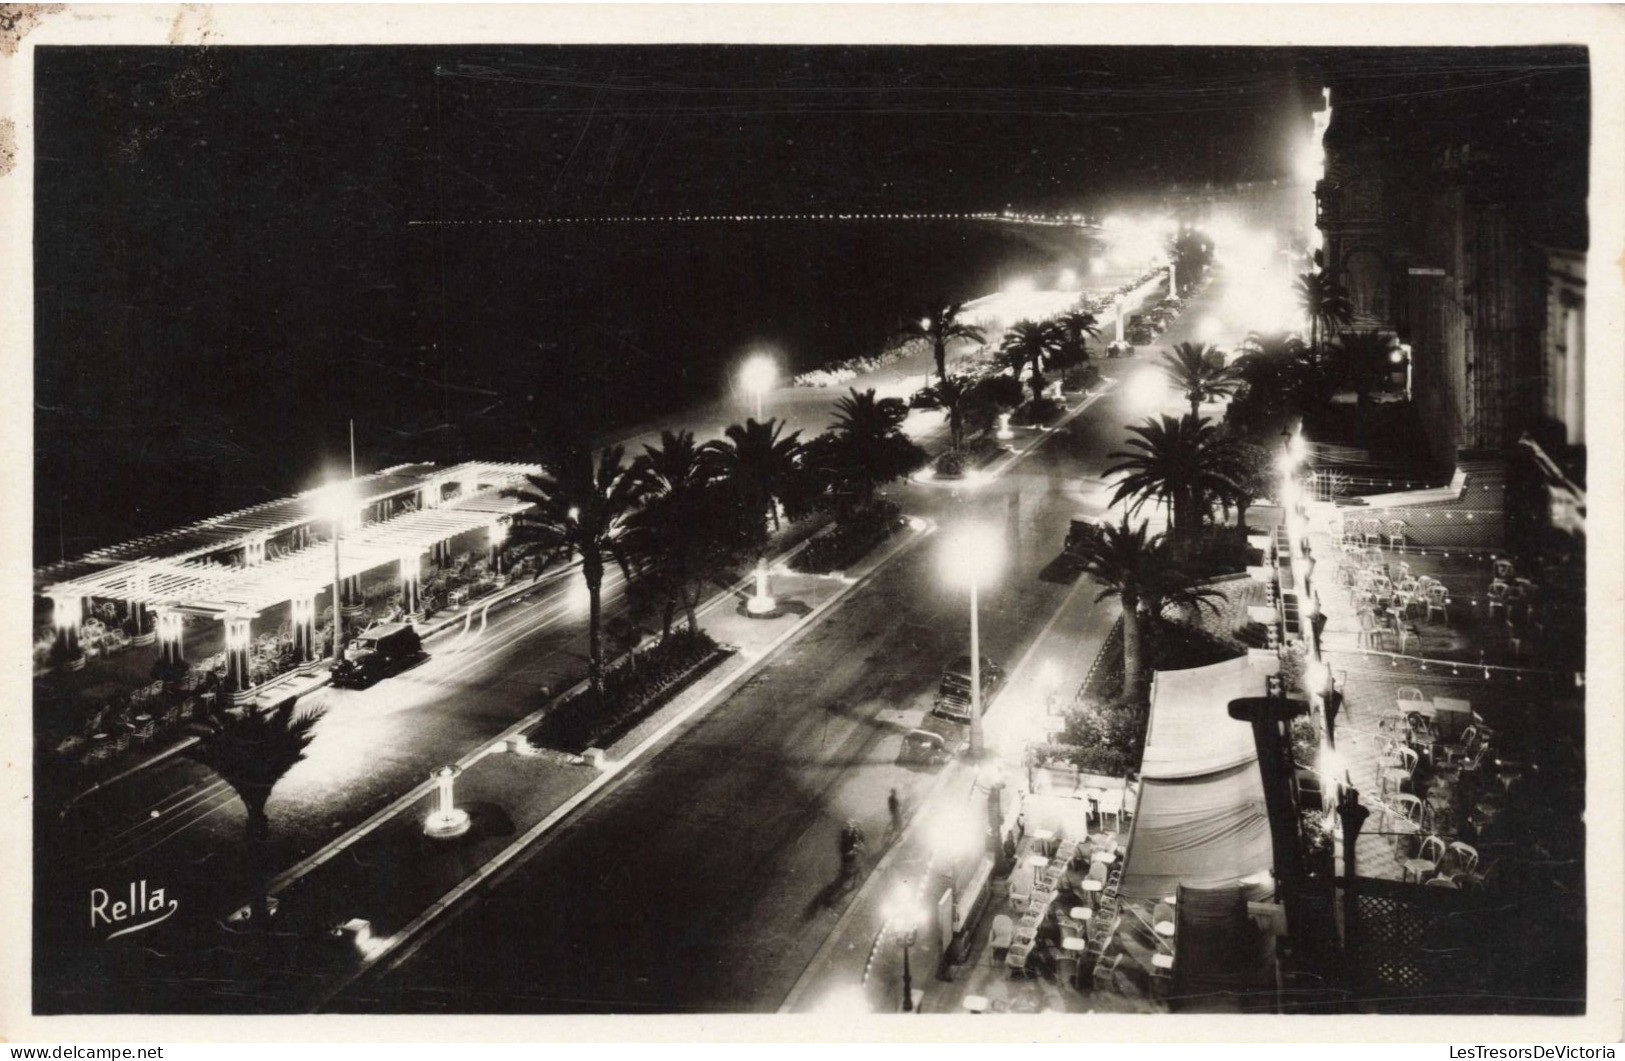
[33,45,1586,562]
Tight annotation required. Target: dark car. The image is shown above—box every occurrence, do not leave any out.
[899,656,1005,765]
[331,622,427,688]
[1064,514,1109,559]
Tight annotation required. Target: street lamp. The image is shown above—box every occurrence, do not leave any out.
[740,354,777,422]
[884,885,924,1013]
[320,478,357,668]
[942,524,1004,759]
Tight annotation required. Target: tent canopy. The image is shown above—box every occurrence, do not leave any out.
[1121,654,1276,901]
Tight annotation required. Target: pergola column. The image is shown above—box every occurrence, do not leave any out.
[400,551,423,615]
[51,594,82,660]
[291,596,317,663]
[223,615,254,698]
[245,535,267,567]
[489,519,508,574]
[1114,299,1125,342]
[156,608,185,667]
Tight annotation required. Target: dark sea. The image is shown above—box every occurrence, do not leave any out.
[38,220,1096,563]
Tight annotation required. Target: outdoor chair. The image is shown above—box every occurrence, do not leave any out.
[1363,547,1387,570]
[1381,746,1420,796]
[1393,560,1412,582]
[1357,610,1393,652]
[1492,558,1516,582]
[1403,835,1447,883]
[1152,902,1177,940]
[1485,580,1510,621]
[1425,584,1452,623]
[1383,793,1425,836]
[1097,788,1124,832]
[1387,520,1408,551]
[1362,518,1386,548]
[1439,726,1482,766]
[1445,842,1480,877]
[1328,519,1345,546]
[1425,876,1459,888]
[1092,953,1124,991]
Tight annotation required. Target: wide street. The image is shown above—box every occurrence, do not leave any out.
[336,295,1212,1011]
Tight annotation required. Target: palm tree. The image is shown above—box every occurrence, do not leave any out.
[824,388,927,513]
[1054,309,1101,366]
[626,431,729,637]
[900,301,987,382]
[1106,413,1237,547]
[715,417,804,534]
[1214,435,1276,548]
[1160,341,1240,418]
[186,697,325,930]
[999,319,1066,400]
[928,374,979,449]
[1068,516,1162,702]
[1295,270,1354,364]
[1139,539,1226,637]
[505,444,640,695]
[1227,330,1322,436]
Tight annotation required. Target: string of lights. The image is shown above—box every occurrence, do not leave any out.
[408,211,1008,227]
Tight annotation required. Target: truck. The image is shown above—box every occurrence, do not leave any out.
[898,656,1005,766]
[330,622,426,688]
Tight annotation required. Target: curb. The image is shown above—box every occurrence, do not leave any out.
[312,517,938,1010]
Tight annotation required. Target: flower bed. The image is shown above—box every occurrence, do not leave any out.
[527,629,731,754]
[788,504,904,574]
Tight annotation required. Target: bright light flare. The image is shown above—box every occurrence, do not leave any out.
[924,803,984,861]
[1003,275,1036,295]
[1197,315,1225,342]
[941,524,1004,588]
[739,353,777,396]
[813,985,872,1015]
[884,884,924,932]
[1090,257,1107,276]
[317,478,358,523]
[1058,268,1077,288]
[1124,368,1171,413]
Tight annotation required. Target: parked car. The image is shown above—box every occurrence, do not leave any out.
[331,622,427,688]
[899,656,1005,765]
[1064,514,1109,559]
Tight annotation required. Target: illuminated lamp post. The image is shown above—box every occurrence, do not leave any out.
[423,764,471,839]
[322,479,356,669]
[740,353,777,423]
[942,524,1004,759]
[884,886,925,1012]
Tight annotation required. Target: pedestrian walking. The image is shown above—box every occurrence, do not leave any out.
[888,787,903,836]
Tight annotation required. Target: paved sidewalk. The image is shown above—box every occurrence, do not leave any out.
[782,551,1122,1014]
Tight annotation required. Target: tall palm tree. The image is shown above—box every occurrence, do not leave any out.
[1068,516,1162,702]
[999,319,1066,400]
[1139,539,1227,636]
[928,374,979,449]
[1106,413,1238,546]
[626,431,729,637]
[1227,330,1321,435]
[900,301,987,382]
[1295,270,1354,365]
[505,444,640,695]
[1160,341,1240,418]
[824,388,927,513]
[715,417,804,535]
[186,698,325,930]
[1054,309,1101,366]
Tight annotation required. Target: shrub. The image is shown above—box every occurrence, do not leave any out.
[1009,397,1065,427]
[1062,363,1101,392]
[933,449,967,480]
[1042,694,1149,778]
[532,628,723,752]
[791,501,902,574]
